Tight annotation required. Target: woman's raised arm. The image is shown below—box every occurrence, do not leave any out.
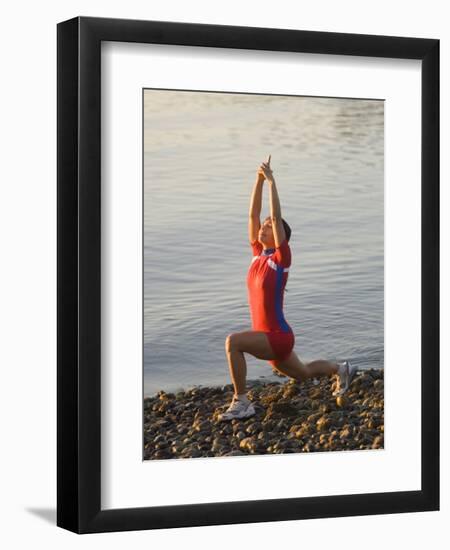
[248,168,264,243]
[259,156,286,248]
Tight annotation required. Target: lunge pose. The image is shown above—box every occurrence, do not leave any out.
[219,155,356,421]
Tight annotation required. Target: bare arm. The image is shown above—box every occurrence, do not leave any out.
[248,173,264,243]
[268,178,286,247]
[260,155,286,248]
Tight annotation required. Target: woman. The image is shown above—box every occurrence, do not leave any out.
[219,155,356,421]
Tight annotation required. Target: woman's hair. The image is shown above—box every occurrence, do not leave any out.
[281,219,291,293]
[282,219,291,242]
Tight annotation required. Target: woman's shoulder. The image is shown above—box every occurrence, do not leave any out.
[272,238,291,268]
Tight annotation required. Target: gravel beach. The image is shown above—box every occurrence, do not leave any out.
[143,369,384,460]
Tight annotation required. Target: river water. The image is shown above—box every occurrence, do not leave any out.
[143,90,384,397]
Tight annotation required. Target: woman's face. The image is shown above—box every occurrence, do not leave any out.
[258,217,276,248]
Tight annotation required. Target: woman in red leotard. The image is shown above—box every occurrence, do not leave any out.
[219,155,356,421]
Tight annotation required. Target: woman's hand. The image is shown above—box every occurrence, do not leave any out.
[258,154,274,183]
[256,167,265,183]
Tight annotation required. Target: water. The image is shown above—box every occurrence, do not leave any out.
[143,90,384,397]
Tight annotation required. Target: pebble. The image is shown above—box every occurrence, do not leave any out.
[336,396,348,408]
[143,369,384,459]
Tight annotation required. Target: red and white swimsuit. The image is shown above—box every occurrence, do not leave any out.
[247,238,295,365]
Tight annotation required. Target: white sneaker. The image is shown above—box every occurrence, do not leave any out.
[333,361,357,396]
[218,396,256,421]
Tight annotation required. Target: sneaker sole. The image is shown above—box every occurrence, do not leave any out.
[218,408,256,422]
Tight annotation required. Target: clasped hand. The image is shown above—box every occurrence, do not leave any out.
[257,154,274,183]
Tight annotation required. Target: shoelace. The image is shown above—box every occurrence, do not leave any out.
[227,397,248,412]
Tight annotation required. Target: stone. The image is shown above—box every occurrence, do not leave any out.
[372,435,384,449]
[374,379,384,390]
[340,426,353,439]
[316,416,330,431]
[283,385,298,399]
[246,422,262,435]
[239,437,258,453]
[336,396,348,408]
[309,388,322,400]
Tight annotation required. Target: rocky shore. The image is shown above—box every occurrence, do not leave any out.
[143,369,384,460]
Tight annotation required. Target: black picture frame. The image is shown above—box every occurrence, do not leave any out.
[57,16,439,534]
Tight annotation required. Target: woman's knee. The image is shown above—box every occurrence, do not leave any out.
[274,353,309,382]
[225,333,238,353]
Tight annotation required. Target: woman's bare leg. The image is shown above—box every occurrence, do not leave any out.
[272,350,339,382]
[225,331,277,395]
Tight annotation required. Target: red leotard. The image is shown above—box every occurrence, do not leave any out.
[247,238,295,365]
